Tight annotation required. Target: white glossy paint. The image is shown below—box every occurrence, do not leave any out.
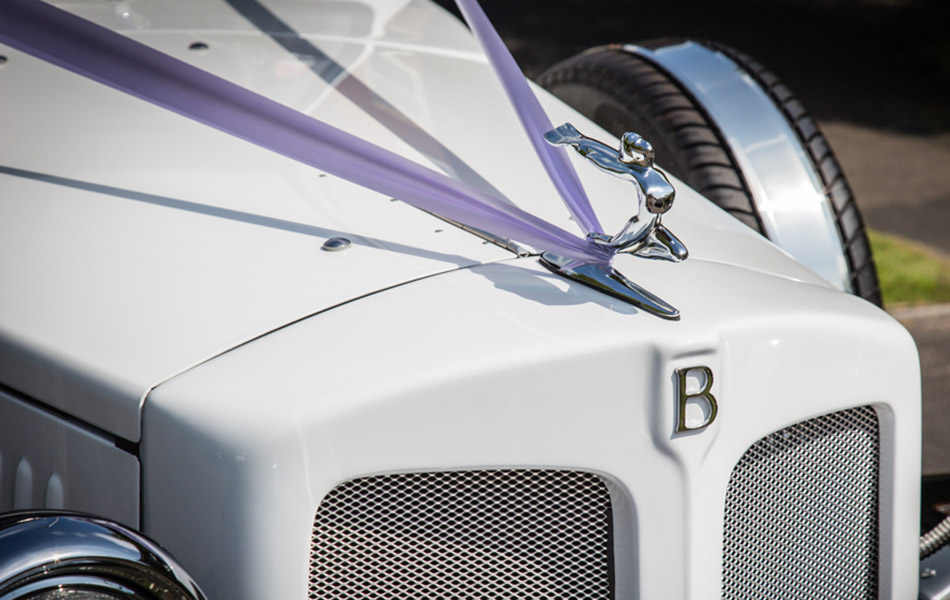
[146,255,920,600]
[57,0,481,55]
[0,389,139,527]
[0,0,827,442]
[0,1,921,599]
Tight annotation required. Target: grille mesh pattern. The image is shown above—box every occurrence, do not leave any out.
[309,469,613,599]
[722,406,880,599]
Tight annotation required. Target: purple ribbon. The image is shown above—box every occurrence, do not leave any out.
[455,0,603,237]
[0,0,610,263]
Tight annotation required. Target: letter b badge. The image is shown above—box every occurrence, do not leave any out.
[675,366,718,433]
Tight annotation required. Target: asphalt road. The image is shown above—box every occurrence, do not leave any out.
[445,0,950,476]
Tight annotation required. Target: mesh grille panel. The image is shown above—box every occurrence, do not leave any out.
[722,406,880,599]
[309,469,613,600]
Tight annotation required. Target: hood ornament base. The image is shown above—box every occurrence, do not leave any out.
[540,123,687,319]
[631,223,689,261]
[539,252,680,320]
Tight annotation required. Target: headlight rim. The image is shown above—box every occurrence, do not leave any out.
[0,512,204,600]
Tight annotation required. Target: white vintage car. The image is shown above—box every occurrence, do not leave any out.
[0,0,929,599]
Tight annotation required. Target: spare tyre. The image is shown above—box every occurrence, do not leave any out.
[538,39,881,305]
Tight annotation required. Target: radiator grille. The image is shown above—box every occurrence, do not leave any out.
[309,469,613,600]
[722,406,880,599]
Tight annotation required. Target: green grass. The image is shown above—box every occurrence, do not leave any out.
[868,229,950,307]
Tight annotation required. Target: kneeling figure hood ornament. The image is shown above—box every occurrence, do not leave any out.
[544,123,687,261]
[540,123,688,320]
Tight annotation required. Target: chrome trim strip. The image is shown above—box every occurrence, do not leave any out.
[420,208,535,257]
[624,42,851,292]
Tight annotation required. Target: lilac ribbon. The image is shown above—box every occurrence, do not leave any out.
[455,0,603,236]
[0,0,610,263]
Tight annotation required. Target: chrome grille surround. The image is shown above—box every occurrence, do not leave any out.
[722,405,880,599]
[309,469,613,600]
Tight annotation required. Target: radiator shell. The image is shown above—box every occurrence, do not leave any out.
[144,257,921,600]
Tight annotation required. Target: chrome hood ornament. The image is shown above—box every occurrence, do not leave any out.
[544,123,687,262]
[538,123,688,320]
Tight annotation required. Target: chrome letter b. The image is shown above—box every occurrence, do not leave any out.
[675,366,718,432]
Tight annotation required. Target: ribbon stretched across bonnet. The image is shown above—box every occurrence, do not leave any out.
[0,0,688,318]
[0,0,609,263]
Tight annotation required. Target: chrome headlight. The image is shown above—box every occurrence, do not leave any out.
[0,513,204,600]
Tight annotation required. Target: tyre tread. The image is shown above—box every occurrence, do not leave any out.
[539,40,881,304]
[706,41,881,304]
